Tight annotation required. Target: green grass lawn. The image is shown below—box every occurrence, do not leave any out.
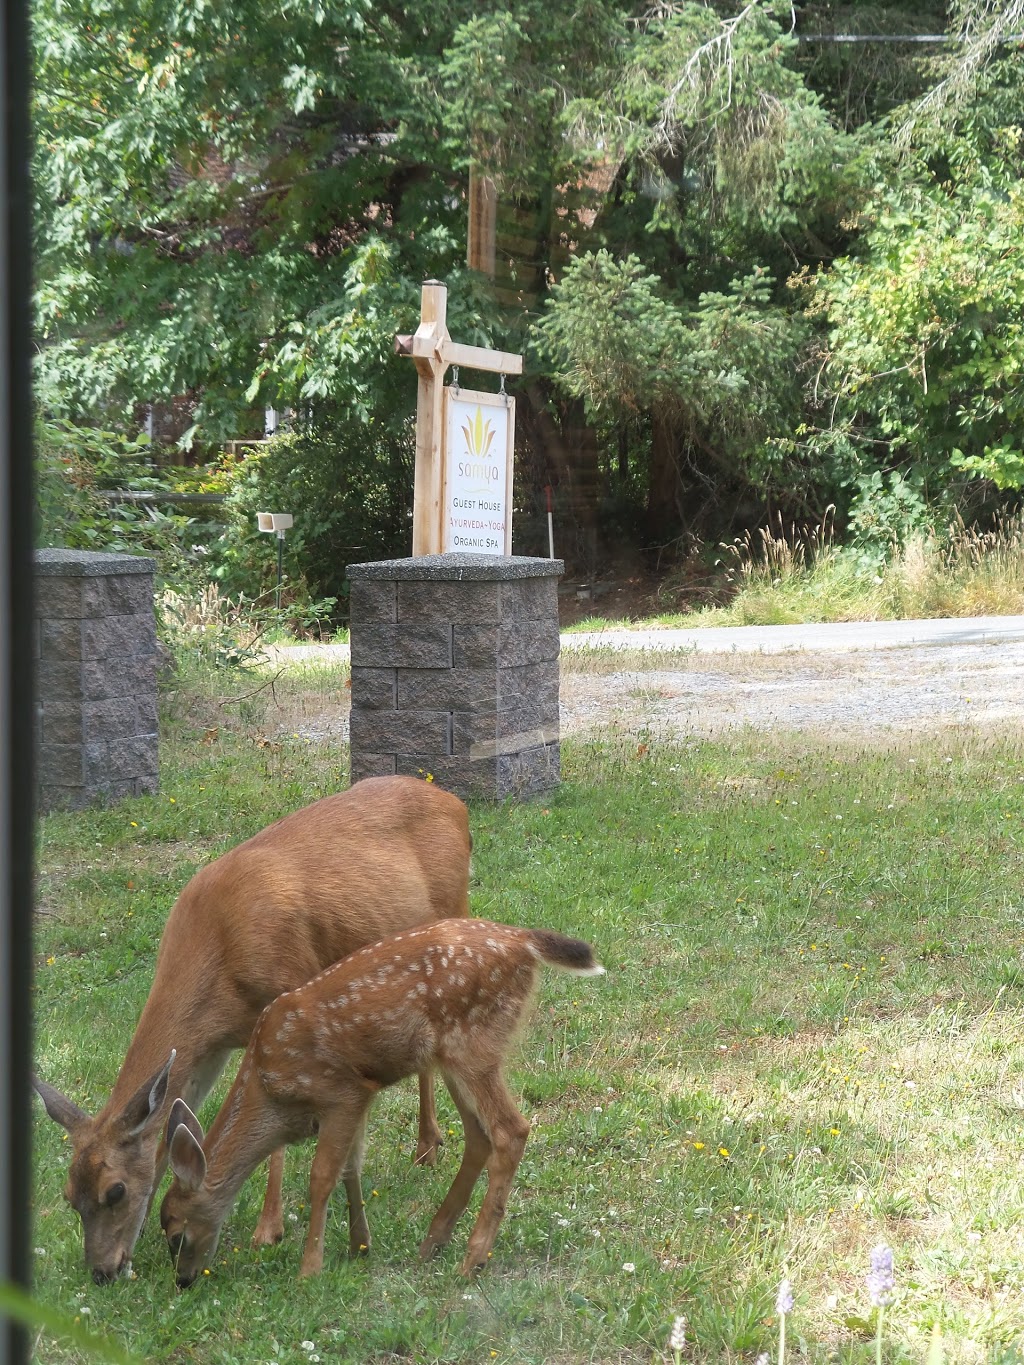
[30,694,1024,1364]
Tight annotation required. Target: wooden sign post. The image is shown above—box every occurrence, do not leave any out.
[396,280,523,556]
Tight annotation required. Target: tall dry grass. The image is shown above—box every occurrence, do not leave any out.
[659,512,1024,627]
[883,514,1024,619]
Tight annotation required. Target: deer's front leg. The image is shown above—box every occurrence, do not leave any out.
[341,1114,370,1259]
[414,1070,443,1167]
[252,1148,286,1247]
[300,1099,371,1278]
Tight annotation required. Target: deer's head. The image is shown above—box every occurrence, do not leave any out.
[159,1099,224,1289]
[33,1052,175,1284]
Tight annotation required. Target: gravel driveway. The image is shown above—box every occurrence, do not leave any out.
[268,618,1024,744]
[560,638,1024,741]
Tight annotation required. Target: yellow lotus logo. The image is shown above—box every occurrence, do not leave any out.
[461,406,496,460]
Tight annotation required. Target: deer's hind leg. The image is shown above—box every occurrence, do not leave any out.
[418,1071,492,1261]
[457,1069,529,1275]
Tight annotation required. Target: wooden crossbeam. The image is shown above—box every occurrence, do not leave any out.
[440,340,523,375]
[408,333,522,375]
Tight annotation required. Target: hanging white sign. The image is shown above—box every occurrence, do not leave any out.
[442,387,515,555]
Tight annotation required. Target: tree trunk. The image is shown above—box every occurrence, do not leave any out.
[647,410,682,543]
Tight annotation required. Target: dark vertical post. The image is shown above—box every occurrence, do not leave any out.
[467,165,497,280]
[2,0,35,1356]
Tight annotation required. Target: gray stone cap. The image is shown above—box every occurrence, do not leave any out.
[35,548,156,576]
[347,554,564,582]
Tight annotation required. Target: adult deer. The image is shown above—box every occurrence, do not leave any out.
[33,776,471,1285]
[161,918,604,1285]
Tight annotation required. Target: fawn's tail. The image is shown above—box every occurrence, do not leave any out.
[527,929,606,977]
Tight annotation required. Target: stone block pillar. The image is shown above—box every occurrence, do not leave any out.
[35,549,159,811]
[347,554,563,800]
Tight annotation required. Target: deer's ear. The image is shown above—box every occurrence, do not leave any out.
[168,1121,207,1193]
[119,1049,176,1138]
[165,1097,204,1150]
[32,1076,91,1135]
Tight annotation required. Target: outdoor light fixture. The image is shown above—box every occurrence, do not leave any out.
[256,512,293,609]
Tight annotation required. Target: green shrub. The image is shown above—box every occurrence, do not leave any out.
[207,414,415,622]
[34,418,211,591]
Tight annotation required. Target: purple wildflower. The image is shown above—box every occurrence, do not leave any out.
[776,1279,794,1316]
[866,1243,895,1307]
